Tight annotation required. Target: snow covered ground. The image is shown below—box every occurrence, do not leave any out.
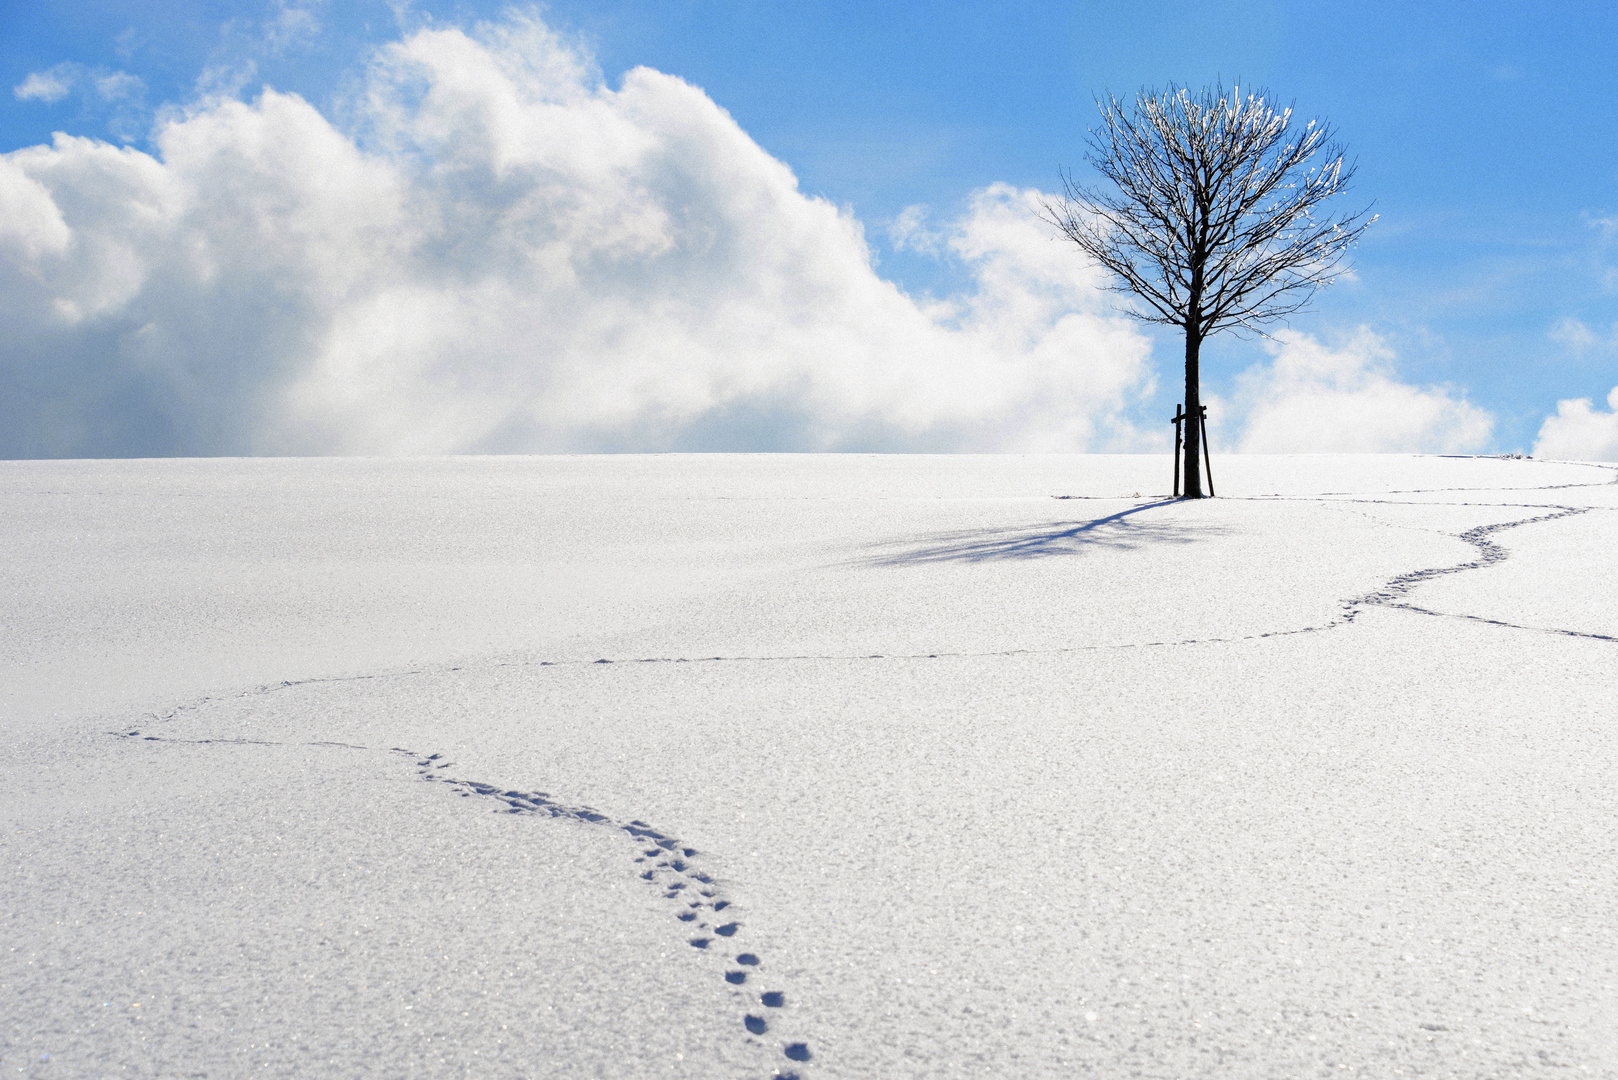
[3,453,1616,1079]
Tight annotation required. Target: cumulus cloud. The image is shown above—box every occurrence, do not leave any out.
[1221,330,1494,453]
[0,13,1153,457]
[1533,387,1618,461]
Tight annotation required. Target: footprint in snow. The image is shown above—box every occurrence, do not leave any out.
[394,748,814,1076]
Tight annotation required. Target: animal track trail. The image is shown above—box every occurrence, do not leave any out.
[1334,503,1618,641]
[1234,461,1618,641]
[105,731,815,1074]
[1344,506,1586,613]
[392,748,813,1078]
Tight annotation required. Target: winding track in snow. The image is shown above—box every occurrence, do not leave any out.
[108,725,816,1078]
[112,466,1618,704]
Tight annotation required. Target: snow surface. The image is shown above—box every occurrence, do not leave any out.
[3,453,1616,1079]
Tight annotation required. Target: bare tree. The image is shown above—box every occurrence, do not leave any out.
[1043,83,1374,497]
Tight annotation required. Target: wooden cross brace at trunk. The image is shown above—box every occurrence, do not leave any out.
[1173,404,1214,499]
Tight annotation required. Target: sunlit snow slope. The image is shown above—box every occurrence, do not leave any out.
[3,454,1616,1079]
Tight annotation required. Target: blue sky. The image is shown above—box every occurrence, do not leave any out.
[4,0,1618,456]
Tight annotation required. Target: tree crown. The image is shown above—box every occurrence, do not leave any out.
[1044,83,1374,337]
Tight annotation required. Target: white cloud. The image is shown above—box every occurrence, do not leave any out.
[190,60,258,105]
[1549,316,1599,352]
[115,28,144,61]
[888,204,941,255]
[0,160,73,261]
[15,64,80,103]
[0,13,1153,457]
[13,63,148,143]
[1223,330,1494,454]
[264,3,322,53]
[14,62,145,108]
[1547,315,1618,356]
[1584,211,1618,238]
[1532,387,1618,461]
[92,71,144,103]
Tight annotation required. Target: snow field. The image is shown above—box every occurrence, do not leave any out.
[3,453,1615,1078]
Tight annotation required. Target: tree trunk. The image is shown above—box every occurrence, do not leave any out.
[1181,324,1204,498]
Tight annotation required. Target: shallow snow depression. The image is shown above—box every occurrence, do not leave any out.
[3,453,1616,1079]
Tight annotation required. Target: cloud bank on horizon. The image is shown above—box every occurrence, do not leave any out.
[1534,387,1618,462]
[1220,331,1494,455]
[1,11,1566,459]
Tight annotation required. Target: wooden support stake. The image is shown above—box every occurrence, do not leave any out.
[1171,405,1185,498]
[1199,405,1214,497]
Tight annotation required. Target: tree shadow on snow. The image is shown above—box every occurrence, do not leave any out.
[856,499,1218,566]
